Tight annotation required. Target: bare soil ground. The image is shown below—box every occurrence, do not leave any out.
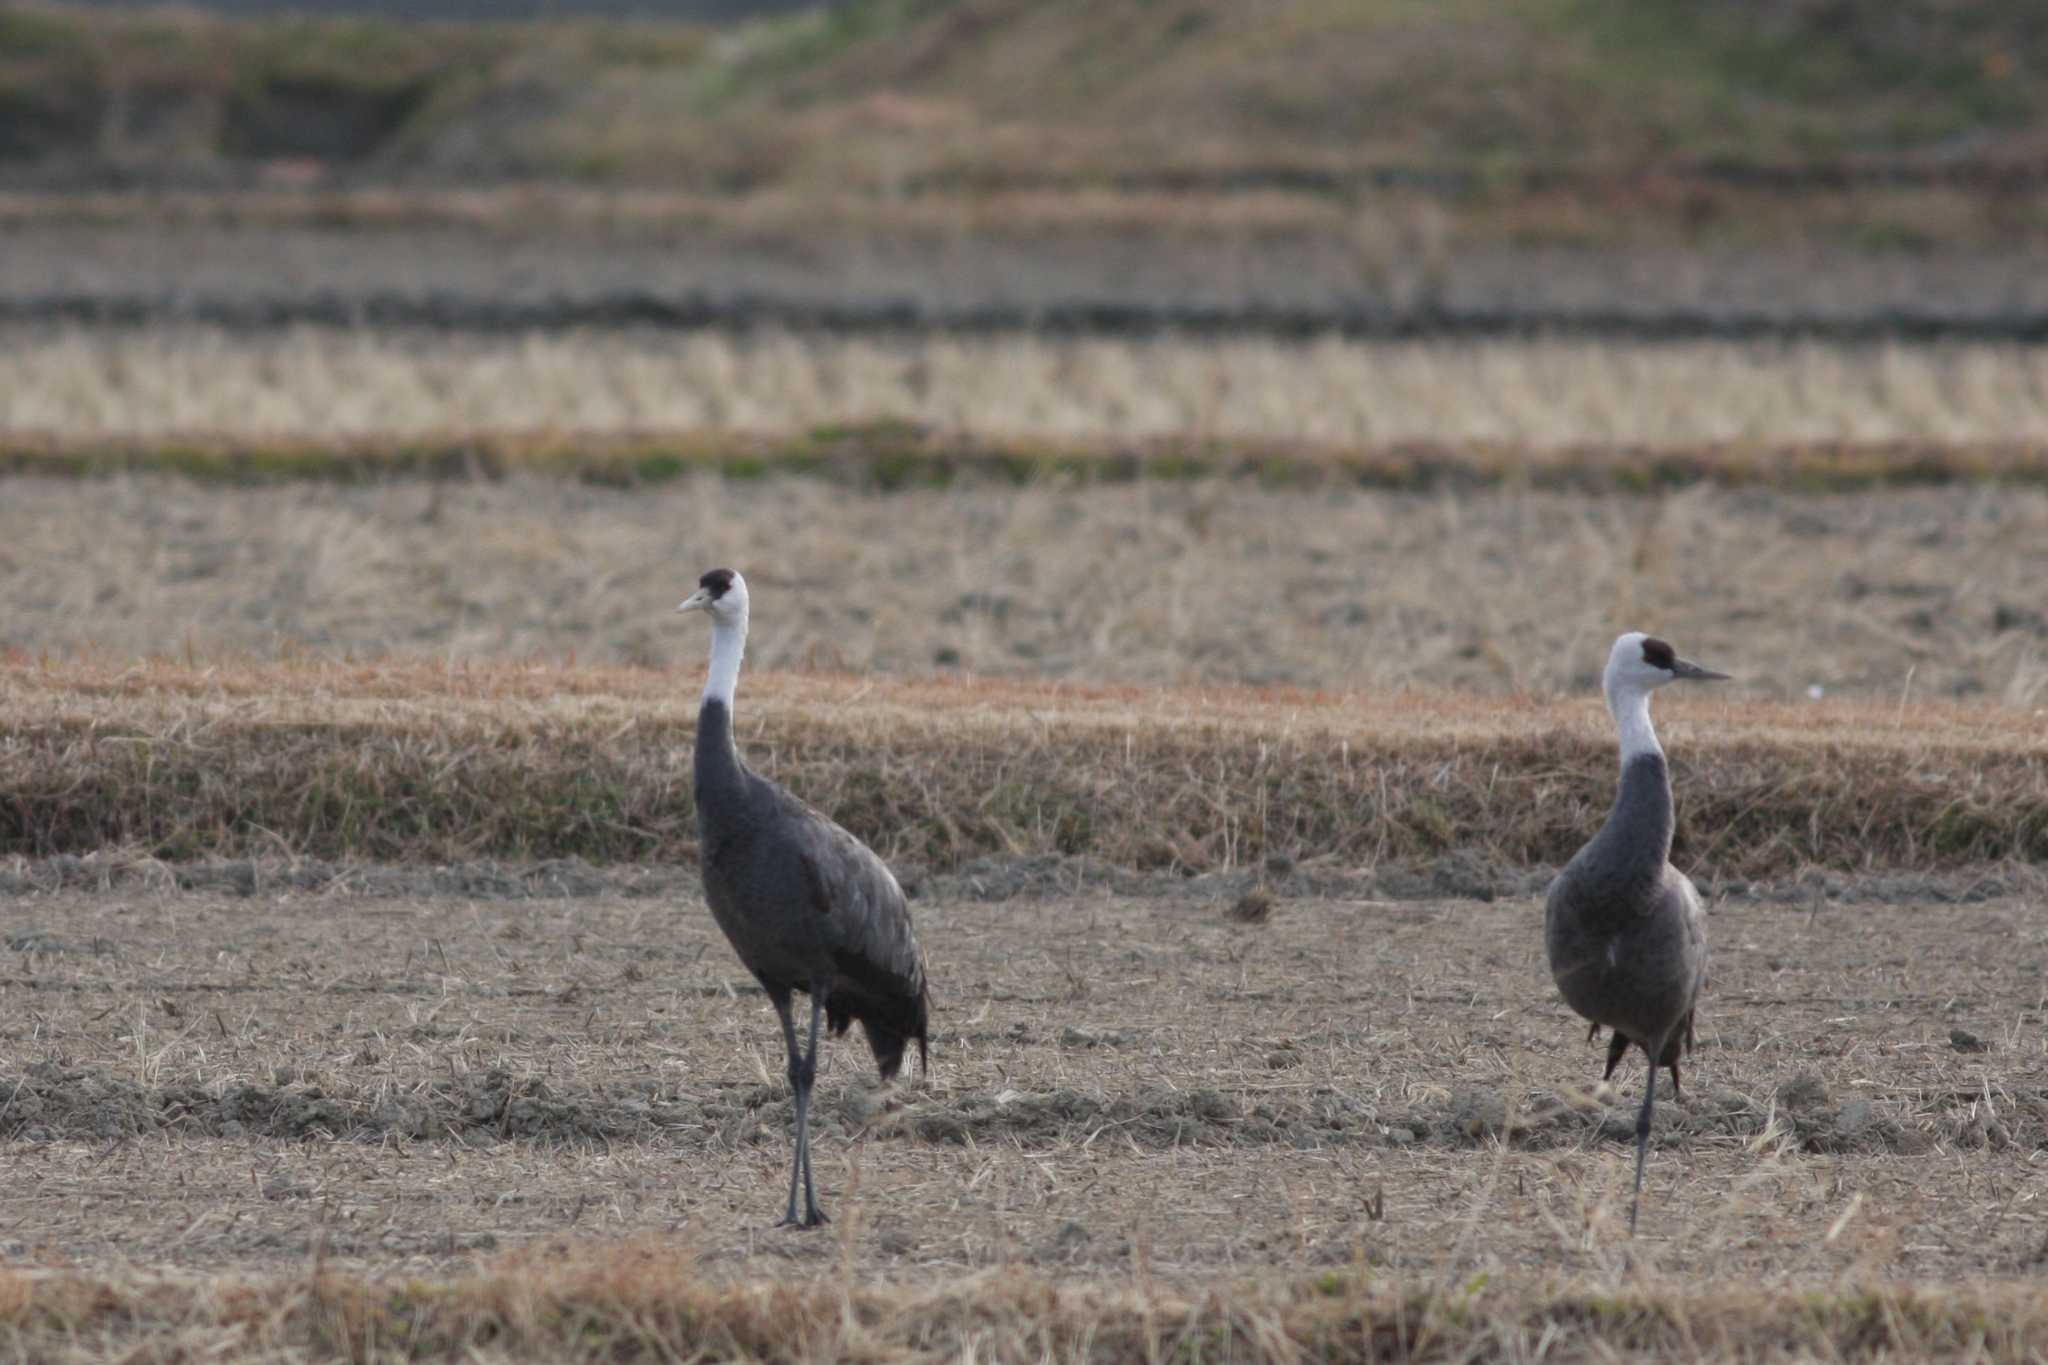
[0,878,2041,1293]
[3,475,2044,703]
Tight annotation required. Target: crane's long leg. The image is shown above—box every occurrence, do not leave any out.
[1628,1033,1664,1237]
[771,991,830,1229]
[772,993,808,1229]
[793,990,828,1228]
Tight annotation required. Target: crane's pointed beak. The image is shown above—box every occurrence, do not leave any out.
[675,589,711,615]
[1671,657,1729,681]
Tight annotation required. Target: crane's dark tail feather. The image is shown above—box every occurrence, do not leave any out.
[841,983,931,1083]
[854,1017,928,1081]
[1658,1009,1696,1099]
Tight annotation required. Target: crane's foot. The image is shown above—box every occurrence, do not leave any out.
[776,1206,830,1230]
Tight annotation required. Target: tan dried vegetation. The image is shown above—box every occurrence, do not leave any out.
[4,657,2043,875]
[5,474,2045,702]
[3,1249,2045,1363]
[9,325,2048,449]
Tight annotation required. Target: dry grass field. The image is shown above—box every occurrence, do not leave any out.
[1,871,2046,1359]
[3,474,2045,702]
[12,1262,2048,1365]
[10,325,2048,446]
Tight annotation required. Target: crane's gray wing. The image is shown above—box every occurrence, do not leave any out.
[1662,866,1709,1058]
[771,788,926,1003]
[1673,868,1709,982]
[1683,871,1709,1026]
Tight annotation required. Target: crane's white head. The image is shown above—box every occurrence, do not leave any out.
[678,568,750,706]
[1604,631,1728,697]
[1602,632,1727,761]
[675,567,749,626]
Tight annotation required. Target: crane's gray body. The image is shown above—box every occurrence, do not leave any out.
[695,698,929,1080]
[1544,751,1706,1075]
[1545,630,1723,1234]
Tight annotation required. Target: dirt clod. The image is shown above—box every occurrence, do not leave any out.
[1227,889,1274,923]
[1775,1072,1833,1113]
[1450,1089,1508,1139]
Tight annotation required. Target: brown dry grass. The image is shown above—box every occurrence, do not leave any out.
[11,326,2048,448]
[2,1250,2044,1362]
[3,657,2043,875]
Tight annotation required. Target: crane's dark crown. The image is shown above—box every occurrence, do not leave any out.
[699,568,737,599]
[1640,636,1677,671]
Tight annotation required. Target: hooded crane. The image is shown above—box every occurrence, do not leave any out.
[677,568,929,1229]
[1545,631,1727,1234]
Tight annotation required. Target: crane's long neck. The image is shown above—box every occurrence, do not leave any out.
[1591,681,1674,886]
[703,613,746,710]
[695,614,747,798]
[1607,681,1663,769]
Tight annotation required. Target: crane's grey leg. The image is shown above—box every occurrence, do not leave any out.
[1628,1032,1663,1236]
[792,990,829,1227]
[770,991,816,1230]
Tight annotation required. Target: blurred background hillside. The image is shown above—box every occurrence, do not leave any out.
[5,2,2046,241]
[9,0,2048,214]
[6,0,2048,325]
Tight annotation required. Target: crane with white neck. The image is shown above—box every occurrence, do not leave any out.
[1545,631,1728,1235]
[677,567,930,1229]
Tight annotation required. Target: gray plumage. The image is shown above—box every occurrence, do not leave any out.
[680,568,929,1229]
[1545,753,1707,1088]
[1544,631,1724,1234]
